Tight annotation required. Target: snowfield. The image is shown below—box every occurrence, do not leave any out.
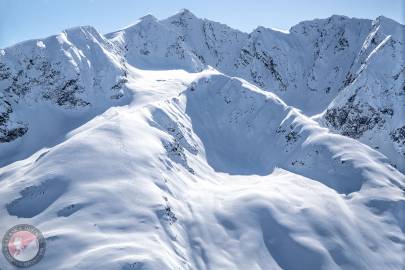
[0,9,404,270]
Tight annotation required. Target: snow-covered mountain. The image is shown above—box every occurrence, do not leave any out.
[107,9,405,170]
[0,9,404,270]
[0,25,130,166]
[321,16,405,171]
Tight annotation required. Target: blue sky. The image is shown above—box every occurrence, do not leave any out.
[1,0,404,48]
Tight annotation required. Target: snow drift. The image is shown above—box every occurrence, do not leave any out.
[0,9,404,270]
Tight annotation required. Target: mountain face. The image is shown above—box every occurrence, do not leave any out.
[0,26,130,165]
[0,10,404,270]
[107,10,404,171]
[321,16,405,169]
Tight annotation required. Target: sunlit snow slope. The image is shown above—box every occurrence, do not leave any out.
[0,9,404,270]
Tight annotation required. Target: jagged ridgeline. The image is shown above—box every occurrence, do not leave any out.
[0,10,404,270]
[1,10,404,170]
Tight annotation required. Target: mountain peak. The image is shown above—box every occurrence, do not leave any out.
[139,14,157,22]
[177,8,196,17]
[63,25,99,35]
[163,8,199,25]
[373,15,402,27]
[1,11,405,270]
[107,14,159,37]
[62,25,104,41]
[372,15,404,36]
[61,25,106,45]
[328,14,350,21]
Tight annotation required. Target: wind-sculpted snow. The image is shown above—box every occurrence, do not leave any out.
[0,71,404,269]
[104,11,405,168]
[7,178,69,218]
[182,75,404,194]
[1,10,404,170]
[0,10,404,270]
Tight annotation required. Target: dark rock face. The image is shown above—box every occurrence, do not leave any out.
[324,95,384,139]
[0,100,28,143]
[0,56,90,143]
[236,42,287,91]
[0,104,11,126]
[276,125,301,144]
[391,126,405,155]
[150,108,197,174]
[0,29,129,144]
[0,126,28,143]
[1,55,91,108]
[42,78,89,107]
[0,55,125,143]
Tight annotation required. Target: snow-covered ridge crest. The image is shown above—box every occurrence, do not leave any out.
[0,70,403,269]
[1,9,404,171]
[0,10,404,268]
[107,10,404,171]
[0,23,130,164]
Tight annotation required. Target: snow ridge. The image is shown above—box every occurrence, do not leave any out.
[103,11,405,169]
[0,10,404,270]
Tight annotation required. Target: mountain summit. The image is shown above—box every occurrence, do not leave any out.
[0,10,404,270]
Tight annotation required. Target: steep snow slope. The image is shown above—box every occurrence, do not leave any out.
[0,10,404,270]
[233,15,371,113]
[105,10,404,169]
[0,26,129,166]
[106,14,206,72]
[1,11,403,170]
[108,10,375,115]
[182,75,403,193]
[321,16,405,172]
[0,71,404,269]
